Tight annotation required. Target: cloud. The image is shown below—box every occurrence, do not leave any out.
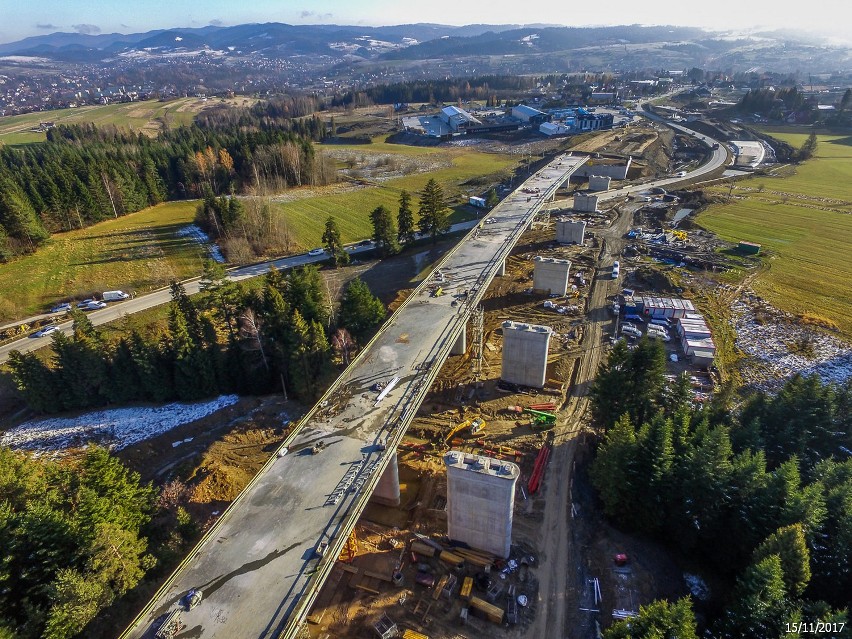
[36,23,58,30]
[300,10,333,19]
[72,24,101,35]
[209,19,224,27]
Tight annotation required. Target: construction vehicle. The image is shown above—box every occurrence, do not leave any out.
[524,409,556,427]
[444,417,486,447]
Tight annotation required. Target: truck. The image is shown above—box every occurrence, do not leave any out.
[103,290,130,301]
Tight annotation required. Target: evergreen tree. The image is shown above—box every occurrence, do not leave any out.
[753,523,811,597]
[321,216,349,267]
[339,278,386,341]
[370,205,400,257]
[590,414,640,526]
[798,133,818,162]
[604,597,698,639]
[719,555,794,639]
[285,266,329,327]
[417,178,449,242]
[590,340,632,431]
[397,189,416,246]
[6,350,61,413]
[485,187,499,209]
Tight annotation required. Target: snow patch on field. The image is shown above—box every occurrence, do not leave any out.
[732,296,852,391]
[176,224,226,263]
[1,395,240,455]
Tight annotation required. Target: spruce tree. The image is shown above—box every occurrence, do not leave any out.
[339,279,386,341]
[397,189,416,246]
[417,178,449,242]
[321,216,349,267]
[369,205,400,257]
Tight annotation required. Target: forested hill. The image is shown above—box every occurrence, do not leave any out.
[0,97,331,261]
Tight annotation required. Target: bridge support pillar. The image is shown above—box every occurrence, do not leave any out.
[451,327,467,355]
[371,452,401,506]
[498,259,506,276]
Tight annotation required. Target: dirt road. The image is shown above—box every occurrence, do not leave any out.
[525,204,633,639]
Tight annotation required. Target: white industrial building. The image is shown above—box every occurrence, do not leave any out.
[440,106,481,132]
[512,104,549,124]
[501,321,552,388]
[539,121,570,136]
[639,296,696,319]
[445,451,519,558]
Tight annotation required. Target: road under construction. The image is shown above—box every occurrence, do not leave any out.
[120,154,593,639]
[121,113,729,639]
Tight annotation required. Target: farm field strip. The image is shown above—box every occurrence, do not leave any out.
[698,132,852,337]
[0,201,204,321]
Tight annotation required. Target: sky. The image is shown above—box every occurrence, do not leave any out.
[0,0,848,45]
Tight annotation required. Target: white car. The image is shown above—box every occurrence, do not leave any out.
[307,248,325,257]
[82,301,107,310]
[31,325,59,338]
[676,171,687,177]
[621,324,642,338]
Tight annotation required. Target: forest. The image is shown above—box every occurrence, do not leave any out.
[7,261,386,413]
[0,99,335,261]
[330,75,539,107]
[590,338,852,638]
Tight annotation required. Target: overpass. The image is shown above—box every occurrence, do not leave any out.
[120,153,589,639]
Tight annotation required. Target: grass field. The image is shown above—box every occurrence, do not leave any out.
[274,147,518,249]
[0,97,213,145]
[698,130,852,337]
[0,201,206,321]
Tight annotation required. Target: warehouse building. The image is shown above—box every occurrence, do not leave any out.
[440,106,482,132]
[512,104,550,125]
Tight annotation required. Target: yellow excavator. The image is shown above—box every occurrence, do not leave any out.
[444,417,486,448]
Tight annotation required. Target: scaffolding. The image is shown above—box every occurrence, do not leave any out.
[470,305,484,382]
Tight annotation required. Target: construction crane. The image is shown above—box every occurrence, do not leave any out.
[524,409,556,427]
[444,417,486,447]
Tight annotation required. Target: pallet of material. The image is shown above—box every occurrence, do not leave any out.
[432,575,449,600]
[460,577,473,600]
[402,631,430,639]
[438,550,465,568]
[411,541,437,558]
[470,596,505,624]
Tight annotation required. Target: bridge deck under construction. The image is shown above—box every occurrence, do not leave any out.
[121,154,588,639]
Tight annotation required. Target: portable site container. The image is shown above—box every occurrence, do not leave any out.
[682,337,716,357]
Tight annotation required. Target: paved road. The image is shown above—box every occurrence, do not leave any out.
[120,154,590,639]
[0,226,482,365]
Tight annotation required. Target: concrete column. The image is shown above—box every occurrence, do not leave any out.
[371,452,400,506]
[498,259,506,276]
[451,327,467,355]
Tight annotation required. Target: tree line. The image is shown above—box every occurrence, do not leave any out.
[0,446,191,639]
[7,262,387,413]
[590,339,851,638]
[0,105,335,261]
[330,75,538,107]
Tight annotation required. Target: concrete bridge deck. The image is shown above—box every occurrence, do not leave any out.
[121,154,589,639]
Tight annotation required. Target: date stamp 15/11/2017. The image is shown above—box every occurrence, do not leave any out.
[786,621,846,635]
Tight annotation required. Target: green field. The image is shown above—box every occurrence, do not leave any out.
[698,131,852,336]
[0,98,212,145]
[274,147,517,249]
[0,201,206,322]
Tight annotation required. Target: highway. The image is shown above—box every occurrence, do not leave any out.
[119,154,590,639]
[0,223,480,365]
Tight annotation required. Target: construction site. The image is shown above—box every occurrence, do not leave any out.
[298,186,687,639]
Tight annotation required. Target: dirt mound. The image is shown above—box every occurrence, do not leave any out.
[189,425,287,504]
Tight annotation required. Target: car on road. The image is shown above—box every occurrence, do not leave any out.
[307,248,325,256]
[676,170,687,177]
[31,325,59,338]
[76,299,96,308]
[357,240,373,246]
[81,301,107,311]
[50,302,72,313]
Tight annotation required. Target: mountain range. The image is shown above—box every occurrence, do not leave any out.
[0,23,849,72]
